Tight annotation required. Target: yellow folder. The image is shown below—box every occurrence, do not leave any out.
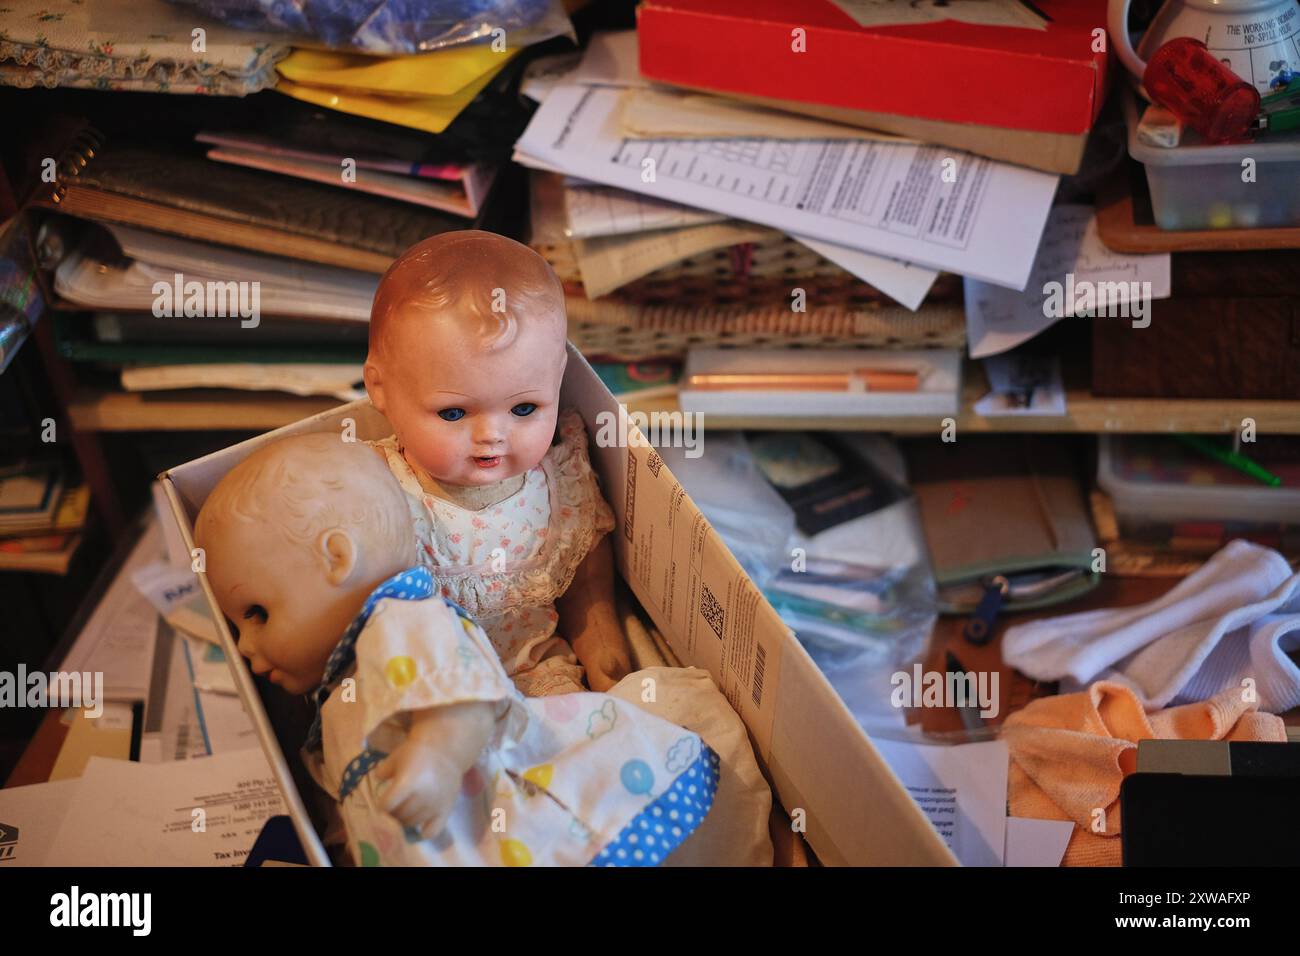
[275,51,515,134]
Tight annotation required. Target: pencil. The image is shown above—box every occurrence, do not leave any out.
[686,368,921,392]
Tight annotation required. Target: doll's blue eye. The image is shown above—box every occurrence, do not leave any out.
[511,403,537,417]
[438,408,466,422]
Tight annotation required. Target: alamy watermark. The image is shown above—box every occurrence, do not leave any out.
[0,666,103,718]
[890,663,999,719]
[594,403,704,459]
[1042,273,1152,329]
[50,886,150,936]
[152,272,261,328]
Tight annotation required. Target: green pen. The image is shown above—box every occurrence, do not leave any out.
[1172,433,1282,487]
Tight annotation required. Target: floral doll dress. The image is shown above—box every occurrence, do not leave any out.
[370,408,617,696]
[301,567,719,867]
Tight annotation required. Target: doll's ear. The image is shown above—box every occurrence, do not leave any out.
[319,529,358,586]
[363,360,385,413]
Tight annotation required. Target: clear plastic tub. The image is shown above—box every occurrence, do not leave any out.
[1097,435,1300,547]
[1124,92,1300,230]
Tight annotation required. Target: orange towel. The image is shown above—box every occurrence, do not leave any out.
[1002,681,1285,866]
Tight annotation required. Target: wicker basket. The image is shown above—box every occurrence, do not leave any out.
[530,170,966,359]
[537,234,963,310]
[567,297,967,360]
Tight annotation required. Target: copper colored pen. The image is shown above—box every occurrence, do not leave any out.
[686,368,921,392]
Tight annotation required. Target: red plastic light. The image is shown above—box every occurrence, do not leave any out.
[1142,37,1261,144]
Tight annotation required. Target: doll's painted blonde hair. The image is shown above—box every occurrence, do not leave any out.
[368,230,566,360]
[195,433,414,565]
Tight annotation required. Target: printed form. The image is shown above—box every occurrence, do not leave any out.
[516,85,1058,288]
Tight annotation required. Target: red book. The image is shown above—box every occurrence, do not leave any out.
[637,0,1112,136]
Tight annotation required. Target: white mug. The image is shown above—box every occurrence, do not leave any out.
[1108,0,1300,96]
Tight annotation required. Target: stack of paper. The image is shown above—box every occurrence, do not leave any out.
[515,31,1061,309]
[56,224,378,323]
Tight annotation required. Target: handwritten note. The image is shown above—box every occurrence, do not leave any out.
[964,204,1172,358]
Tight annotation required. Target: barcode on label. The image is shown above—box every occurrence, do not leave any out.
[752,642,766,707]
[700,583,725,640]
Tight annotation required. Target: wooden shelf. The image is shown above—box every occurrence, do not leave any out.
[690,373,1300,433]
[66,381,1300,435]
[68,389,345,431]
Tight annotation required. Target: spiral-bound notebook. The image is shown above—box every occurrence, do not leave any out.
[34,135,471,274]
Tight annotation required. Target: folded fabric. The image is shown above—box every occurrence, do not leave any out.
[609,666,774,866]
[0,0,287,95]
[1003,681,1285,867]
[1002,539,1300,711]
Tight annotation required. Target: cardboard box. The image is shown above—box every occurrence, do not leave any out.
[637,0,1112,172]
[160,345,956,866]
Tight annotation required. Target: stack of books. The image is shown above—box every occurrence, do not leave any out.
[0,460,89,574]
[28,49,542,405]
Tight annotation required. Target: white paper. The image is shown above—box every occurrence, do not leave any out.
[47,750,284,866]
[195,689,260,754]
[796,236,938,311]
[575,221,771,298]
[155,634,249,760]
[621,87,916,144]
[157,629,211,761]
[964,204,1173,358]
[131,559,205,618]
[515,85,1058,288]
[61,517,163,701]
[569,30,646,88]
[120,363,365,401]
[871,738,1009,867]
[565,182,727,239]
[1004,817,1074,867]
[974,353,1067,417]
[828,0,1047,30]
[183,634,237,696]
[0,778,81,866]
[519,50,583,103]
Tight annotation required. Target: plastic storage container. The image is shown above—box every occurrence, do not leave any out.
[1098,435,1300,549]
[1124,93,1300,230]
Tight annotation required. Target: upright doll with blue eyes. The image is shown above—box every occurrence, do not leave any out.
[362,231,630,697]
[196,435,719,867]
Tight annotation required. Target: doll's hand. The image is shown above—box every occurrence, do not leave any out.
[374,741,462,839]
[584,644,631,693]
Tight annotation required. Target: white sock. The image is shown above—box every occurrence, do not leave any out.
[1003,540,1300,711]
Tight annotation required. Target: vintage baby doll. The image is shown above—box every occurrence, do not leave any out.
[362,230,630,697]
[196,433,720,867]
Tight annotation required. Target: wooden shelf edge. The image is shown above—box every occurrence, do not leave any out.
[68,389,345,432]
[66,387,1300,435]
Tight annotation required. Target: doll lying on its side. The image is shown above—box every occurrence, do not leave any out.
[196,433,718,866]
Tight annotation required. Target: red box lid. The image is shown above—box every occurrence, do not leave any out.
[637,0,1112,135]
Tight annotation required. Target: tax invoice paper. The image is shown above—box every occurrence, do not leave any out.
[515,85,1059,290]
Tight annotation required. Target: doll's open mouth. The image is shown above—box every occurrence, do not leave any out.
[473,455,502,469]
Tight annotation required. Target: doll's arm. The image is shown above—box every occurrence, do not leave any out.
[373,700,495,837]
[558,535,631,692]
